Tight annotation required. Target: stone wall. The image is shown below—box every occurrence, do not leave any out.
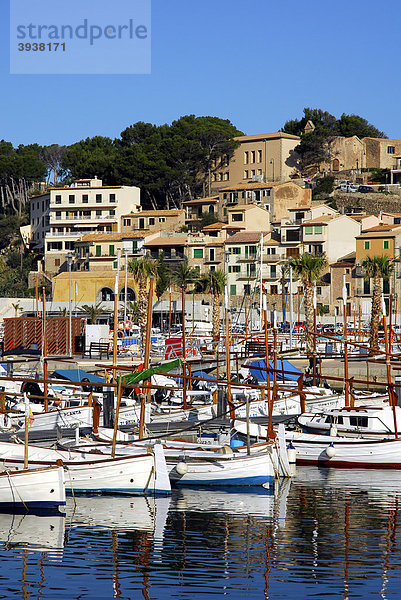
[334,192,401,216]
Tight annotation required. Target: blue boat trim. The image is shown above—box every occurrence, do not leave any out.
[0,501,66,508]
[174,476,275,487]
[66,488,171,496]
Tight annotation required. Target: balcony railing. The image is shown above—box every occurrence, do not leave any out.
[50,214,116,221]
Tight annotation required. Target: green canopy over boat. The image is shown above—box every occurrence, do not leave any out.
[120,359,182,386]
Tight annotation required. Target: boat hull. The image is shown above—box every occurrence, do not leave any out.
[0,466,65,509]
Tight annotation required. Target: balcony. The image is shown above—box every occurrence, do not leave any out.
[50,214,116,222]
[263,254,280,262]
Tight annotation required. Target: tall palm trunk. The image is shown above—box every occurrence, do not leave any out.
[138,277,148,350]
[212,291,221,341]
[305,283,314,354]
[370,274,381,351]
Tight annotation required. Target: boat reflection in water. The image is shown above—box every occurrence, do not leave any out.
[0,470,401,599]
[0,512,65,552]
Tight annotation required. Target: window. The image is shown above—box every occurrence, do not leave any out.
[363,279,370,294]
[388,146,395,154]
[159,217,166,223]
[257,150,262,163]
[304,226,313,234]
[219,172,223,181]
[383,279,390,294]
[384,240,389,249]
[96,194,102,203]
[263,189,271,197]
[251,169,255,177]
[149,218,155,226]
[95,245,101,257]
[257,169,262,176]
[345,268,350,274]
[209,248,215,261]
[251,151,256,163]
[113,261,118,269]
[69,195,75,204]
[230,247,241,255]
[264,204,270,211]
[314,226,322,234]
[244,285,251,295]
[55,259,60,267]
[109,210,115,216]
[317,286,322,295]
[123,218,131,227]
[109,193,116,202]
[270,285,278,295]
[244,152,249,164]
[96,210,102,216]
[244,170,249,179]
[193,249,203,259]
[228,265,240,273]
[47,242,62,251]
[55,195,61,204]
[208,205,215,214]
[270,265,276,278]
[232,213,243,222]
[82,194,88,203]
[65,242,74,250]
[223,208,227,216]
[364,241,370,250]
[224,172,229,181]
[55,211,61,219]
[230,284,237,296]
[109,245,115,256]
[139,218,145,229]
[246,264,256,277]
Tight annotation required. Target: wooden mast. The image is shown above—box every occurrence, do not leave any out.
[382,294,398,439]
[342,276,350,407]
[42,287,48,412]
[139,276,154,439]
[263,295,273,439]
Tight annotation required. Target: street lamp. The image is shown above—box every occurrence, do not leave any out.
[66,252,73,356]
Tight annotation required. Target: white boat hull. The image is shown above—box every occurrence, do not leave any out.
[0,466,65,509]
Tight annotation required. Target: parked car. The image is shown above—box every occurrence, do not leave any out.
[337,183,358,192]
[358,185,374,193]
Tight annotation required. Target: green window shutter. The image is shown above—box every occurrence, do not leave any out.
[193,249,203,258]
[109,245,115,256]
[113,261,118,269]
[96,245,101,257]
[384,240,389,249]
[364,241,370,250]
[305,226,313,234]
[223,208,227,216]
[314,226,322,234]
[230,285,236,296]
[245,246,249,258]
[133,240,138,249]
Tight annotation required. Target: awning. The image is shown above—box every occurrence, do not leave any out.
[121,359,182,386]
[249,359,303,383]
[52,369,105,384]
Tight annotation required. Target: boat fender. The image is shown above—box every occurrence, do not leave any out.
[329,424,338,437]
[218,445,234,455]
[325,442,336,458]
[176,459,188,475]
[287,442,297,464]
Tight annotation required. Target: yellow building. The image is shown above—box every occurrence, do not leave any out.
[52,270,139,303]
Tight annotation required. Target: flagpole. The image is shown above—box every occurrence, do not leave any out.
[259,233,263,332]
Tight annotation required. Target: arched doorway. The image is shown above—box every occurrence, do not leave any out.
[119,288,136,302]
[332,158,340,171]
[100,287,114,301]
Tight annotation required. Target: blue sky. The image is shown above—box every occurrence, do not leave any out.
[1,0,401,146]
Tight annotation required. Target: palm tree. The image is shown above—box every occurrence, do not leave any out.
[289,253,327,354]
[78,302,106,324]
[172,262,200,331]
[205,270,226,341]
[361,255,393,351]
[128,258,156,348]
[279,264,289,325]
[11,302,22,318]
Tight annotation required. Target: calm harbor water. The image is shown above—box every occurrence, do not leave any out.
[0,467,401,599]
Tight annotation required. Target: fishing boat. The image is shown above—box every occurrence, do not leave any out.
[0,465,65,510]
[297,405,401,439]
[0,440,171,496]
[234,420,401,469]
